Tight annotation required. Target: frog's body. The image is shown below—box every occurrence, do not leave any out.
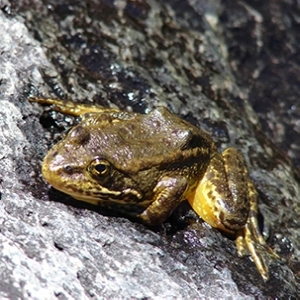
[30,97,278,281]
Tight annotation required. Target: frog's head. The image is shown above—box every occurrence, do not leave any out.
[42,115,145,206]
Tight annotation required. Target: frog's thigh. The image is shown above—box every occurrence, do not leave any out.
[138,176,188,226]
[188,148,250,233]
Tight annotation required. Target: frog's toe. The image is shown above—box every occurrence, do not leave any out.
[243,222,280,281]
[236,230,248,257]
[245,233,270,281]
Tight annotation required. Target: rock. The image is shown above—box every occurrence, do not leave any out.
[0,0,299,298]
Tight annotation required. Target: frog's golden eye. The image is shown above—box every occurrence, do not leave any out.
[88,158,111,177]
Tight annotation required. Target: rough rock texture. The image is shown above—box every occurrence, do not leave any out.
[0,0,299,298]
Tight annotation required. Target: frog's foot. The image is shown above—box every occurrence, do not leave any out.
[236,216,280,281]
[29,97,119,117]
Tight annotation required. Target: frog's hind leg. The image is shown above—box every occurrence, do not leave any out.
[188,147,278,281]
[236,179,280,281]
[29,97,120,117]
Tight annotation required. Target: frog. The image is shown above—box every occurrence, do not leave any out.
[30,96,278,281]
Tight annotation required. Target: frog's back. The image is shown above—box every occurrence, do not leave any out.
[83,107,214,172]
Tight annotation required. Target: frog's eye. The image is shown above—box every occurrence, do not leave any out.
[88,158,111,177]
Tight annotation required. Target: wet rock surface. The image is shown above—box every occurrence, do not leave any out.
[0,0,299,298]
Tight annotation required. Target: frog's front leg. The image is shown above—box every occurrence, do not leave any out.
[188,148,278,281]
[138,176,188,226]
[29,97,120,116]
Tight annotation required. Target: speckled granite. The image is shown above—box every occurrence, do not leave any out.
[0,1,299,298]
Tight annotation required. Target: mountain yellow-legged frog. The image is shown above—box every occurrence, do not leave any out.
[30,97,278,281]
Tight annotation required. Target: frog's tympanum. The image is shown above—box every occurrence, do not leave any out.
[30,97,278,281]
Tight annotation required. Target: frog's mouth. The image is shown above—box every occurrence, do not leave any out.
[56,184,124,206]
[70,191,147,207]
[44,174,134,205]
[71,185,145,206]
[42,162,144,207]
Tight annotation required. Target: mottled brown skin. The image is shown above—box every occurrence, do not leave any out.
[30,97,278,281]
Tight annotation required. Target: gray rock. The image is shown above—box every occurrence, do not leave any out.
[0,0,299,299]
